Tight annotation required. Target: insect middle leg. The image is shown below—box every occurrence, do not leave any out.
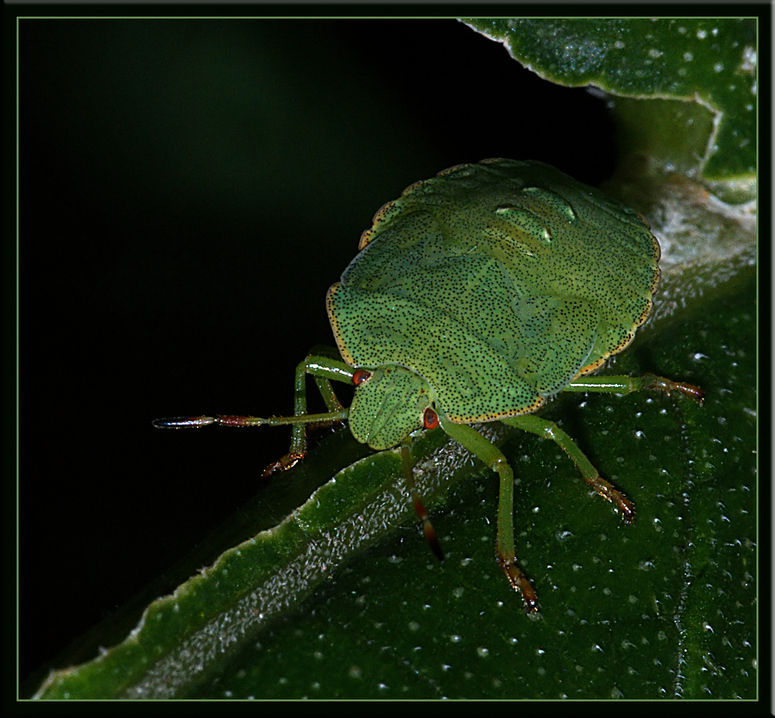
[518,371,704,515]
[502,414,635,522]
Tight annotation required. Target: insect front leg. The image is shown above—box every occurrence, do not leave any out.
[264,355,354,475]
[400,439,443,562]
[436,415,539,613]
[153,353,354,476]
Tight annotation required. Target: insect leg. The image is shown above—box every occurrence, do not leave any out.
[400,439,443,562]
[314,374,346,413]
[265,354,353,475]
[436,416,539,613]
[153,354,354,476]
[565,373,704,403]
[502,414,635,523]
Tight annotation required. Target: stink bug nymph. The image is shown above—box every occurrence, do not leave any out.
[154,159,703,613]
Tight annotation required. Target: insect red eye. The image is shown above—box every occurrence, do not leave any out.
[423,407,439,430]
[352,369,371,386]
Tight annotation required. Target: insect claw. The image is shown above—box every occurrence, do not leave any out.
[584,474,635,524]
[262,452,306,478]
[643,373,705,404]
[672,381,705,404]
[522,591,540,615]
[410,492,444,562]
[615,493,636,524]
[497,557,539,613]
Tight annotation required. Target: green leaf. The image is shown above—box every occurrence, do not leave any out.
[463,18,757,198]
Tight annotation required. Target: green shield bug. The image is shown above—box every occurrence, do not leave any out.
[155,158,703,613]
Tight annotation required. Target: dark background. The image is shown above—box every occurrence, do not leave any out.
[19,18,616,684]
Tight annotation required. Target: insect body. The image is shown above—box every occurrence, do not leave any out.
[155,159,703,612]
